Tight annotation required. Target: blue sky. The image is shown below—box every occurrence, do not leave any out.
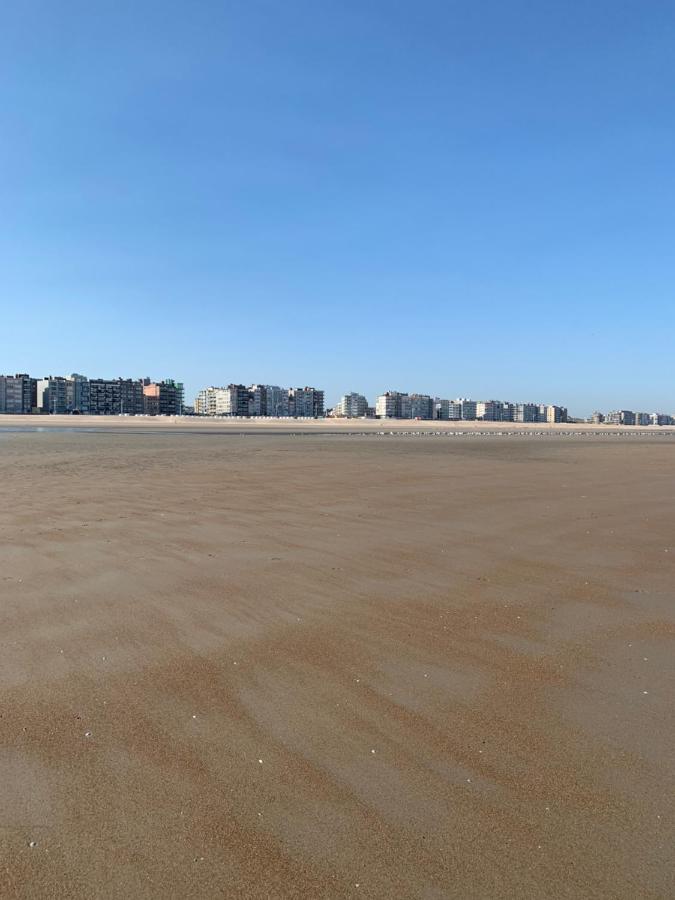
[0,0,673,414]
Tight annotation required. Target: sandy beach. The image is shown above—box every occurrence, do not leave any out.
[0,427,673,898]
[2,413,675,434]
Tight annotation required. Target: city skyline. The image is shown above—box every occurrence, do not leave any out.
[3,369,675,424]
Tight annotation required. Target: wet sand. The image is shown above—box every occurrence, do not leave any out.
[0,431,673,898]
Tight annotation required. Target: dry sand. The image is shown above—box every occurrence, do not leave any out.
[0,426,673,898]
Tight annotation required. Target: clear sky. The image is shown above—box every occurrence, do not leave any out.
[1,1,673,415]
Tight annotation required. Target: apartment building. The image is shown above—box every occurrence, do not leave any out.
[375,391,404,418]
[514,403,539,423]
[545,405,568,423]
[142,379,184,416]
[408,394,433,419]
[456,399,477,420]
[36,377,70,414]
[264,385,291,417]
[335,393,368,418]
[66,374,90,414]
[193,384,255,416]
[249,384,291,417]
[476,400,503,421]
[606,410,636,425]
[374,391,433,419]
[249,385,267,417]
[290,387,324,417]
[196,384,301,417]
[195,387,218,416]
[88,378,145,415]
[501,402,516,422]
[0,374,35,414]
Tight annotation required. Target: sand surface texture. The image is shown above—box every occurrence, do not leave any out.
[0,430,673,898]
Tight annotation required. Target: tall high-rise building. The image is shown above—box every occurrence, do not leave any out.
[514,403,539,423]
[264,385,291,417]
[194,385,250,416]
[335,393,369,418]
[66,374,90,414]
[606,410,636,426]
[434,398,450,420]
[142,379,184,415]
[545,405,568,424]
[408,394,433,419]
[0,374,35,414]
[290,387,324,417]
[376,392,404,418]
[456,399,477,420]
[476,400,503,421]
[36,377,70,414]
[249,385,291,417]
[448,400,462,420]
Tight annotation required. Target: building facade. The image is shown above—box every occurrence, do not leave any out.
[376,392,404,418]
[289,387,324,417]
[88,379,145,415]
[335,393,368,418]
[408,394,433,419]
[545,405,568,424]
[142,379,184,416]
[514,403,540,423]
[0,374,35,414]
[36,377,70,414]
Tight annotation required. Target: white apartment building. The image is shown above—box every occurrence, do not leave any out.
[335,393,368,417]
[448,400,462,420]
[194,386,236,416]
[376,392,402,418]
